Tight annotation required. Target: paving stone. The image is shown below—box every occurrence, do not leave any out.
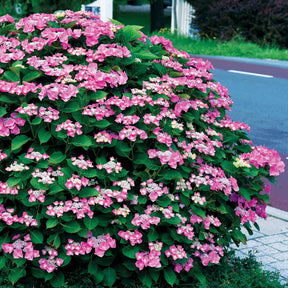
[257,234,288,244]
[273,252,288,261]
[269,260,288,271]
[270,242,288,252]
[249,245,279,256]
[255,255,277,265]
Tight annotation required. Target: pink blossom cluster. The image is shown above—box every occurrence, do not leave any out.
[118,125,148,141]
[71,155,94,170]
[38,83,79,102]
[39,246,63,273]
[65,232,116,257]
[189,163,239,196]
[140,179,169,202]
[86,43,131,62]
[174,258,194,273]
[118,229,143,246]
[230,193,268,223]
[145,204,176,220]
[46,197,93,219]
[135,242,162,270]
[191,192,206,205]
[28,189,46,203]
[112,204,130,217]
[82,102,115,120]
[239,146,285,176]
[96,157,122,174]
[0,149,7,161]
[32,167,63,184]
[65,174,89,191]
[5,161,29,172]
[0,43,25,63]
[21,37,48,54]
[25,148,49,161]
[115,113,140,125]
[93,184,128,203]
[0,14,14,23]
[177,224,195,240]
[2,234,39,261]
[56,120,82,137]
[153,127,172,147]
[0,113,25,137]
[148,147,184,169]
[0,205,37,226]
[16,104,60,123]
[94,130,118,144]
[131,213,160,229]
[16,13,56,33]
[0,181,19,195]
[165,245,187,261]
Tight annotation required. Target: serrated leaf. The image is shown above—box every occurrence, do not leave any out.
[122,245,139,259]
[7,177,21,187]
[191,206,206,218]
[50,271,65,288]
[139,270,153,288]
[31,117,42,125]
[38,127,51,144]
[0,257,6,269]
[115,141,131,158]
[88,259,99,277]
[8,268,26,285]
[164,267,177,286]
[63,221,81,233]
[122,25,142,42]
[46,218,58,229]
[22,71,42,82]
[11,135,30,151]
[4,71,20,82]
[103,267,117,287]
[88,90,108,100]
[49,151,66,165]
[94,119,111,128]
[0,107,6,117]
[71,135,92,147]
[84,216,99,230]
[30,230,43,244]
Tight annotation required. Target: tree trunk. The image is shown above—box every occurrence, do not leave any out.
[150,0,164,33]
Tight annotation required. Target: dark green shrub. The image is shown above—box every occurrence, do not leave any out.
[187,0,288,49]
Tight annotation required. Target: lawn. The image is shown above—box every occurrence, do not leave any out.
[115,7,288,61]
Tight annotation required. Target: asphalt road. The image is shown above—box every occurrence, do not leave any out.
[193,55,288,211]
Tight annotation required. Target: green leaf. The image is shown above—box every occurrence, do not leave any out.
[84,216,99,230]
[38,127,52,144]
[0,107,6,117]
[94,119,111,129]
[122,245,139,259]
[4,71,20,82]
[88,259,99,277]
[88,90,108,101]
[8,268,26,285]
[103,267,117,287]
[49,151,66,165]
[7,177,21,187]
[22,71,42,82]
[63,221,81,233]
[31,117,42,125]
[148,230,159,242]
[50,271,65,288]
[191,206,206,218]
[71,135,92,148]
[11,135,30,151]
[30,230,43,244]
[62,101,81,113]
[122,25,142,42]
[0,257,6,269]
[139,270,153,288]
[47,234,61,249]
[238,187,251,201]
[134,49,159,60]
[115,141,131,158]
[46,218,58,229]
[164,267,177,286]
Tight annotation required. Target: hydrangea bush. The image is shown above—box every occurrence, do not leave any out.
[0,11,285,287]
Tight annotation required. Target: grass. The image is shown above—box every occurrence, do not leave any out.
[115,9,288,61]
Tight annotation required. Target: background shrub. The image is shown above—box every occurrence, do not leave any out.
[0,10,285,288]
[187,0,288,49]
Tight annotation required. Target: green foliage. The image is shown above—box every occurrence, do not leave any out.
[0,9,285,288]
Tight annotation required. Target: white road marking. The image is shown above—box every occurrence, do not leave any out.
[228,70,274,78]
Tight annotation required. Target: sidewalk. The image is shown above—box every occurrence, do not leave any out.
[231,206,288,284]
